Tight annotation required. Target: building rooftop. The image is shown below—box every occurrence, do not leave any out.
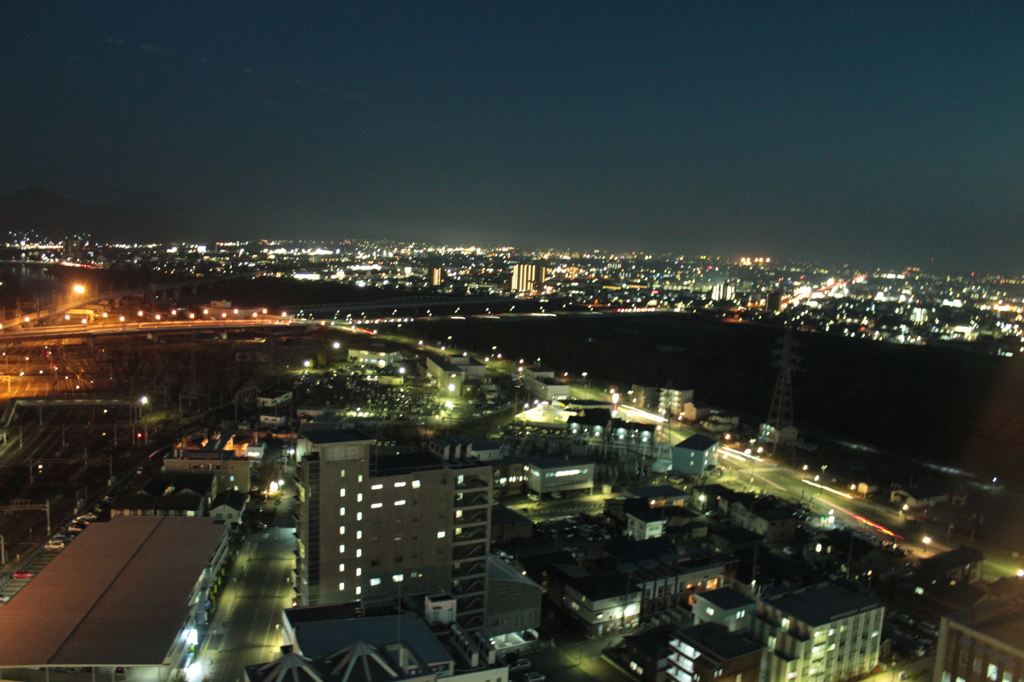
[0,516,226,667]
[289,612,451,667]
[626,485,687,500]
[947,590,1024,652]
[677,435,718,451]
[300,428,372,445]
[697,588,756,612]
[919,547,985,574]
[677,622,763,663]
[762,582,881,627]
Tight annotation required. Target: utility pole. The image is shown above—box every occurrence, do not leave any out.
[0,499,51,536]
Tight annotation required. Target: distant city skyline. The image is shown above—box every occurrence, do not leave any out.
[1,2,1021,272]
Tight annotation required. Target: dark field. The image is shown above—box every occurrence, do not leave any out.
[404,313,1024,485]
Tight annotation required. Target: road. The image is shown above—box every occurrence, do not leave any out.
[719,455,1024,580]
[197,487,296,682]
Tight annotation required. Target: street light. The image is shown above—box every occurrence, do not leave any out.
[923,536,932,555]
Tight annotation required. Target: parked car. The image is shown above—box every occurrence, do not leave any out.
[13,570,33,579]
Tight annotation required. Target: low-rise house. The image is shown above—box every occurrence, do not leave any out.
[210,489,248,526]
[562,573,642,636]
[671,435,718,476]
[693,588,757,633]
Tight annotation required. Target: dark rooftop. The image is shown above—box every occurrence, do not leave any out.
[677,623,763,663]
[678,434,718,451]
[627,485,687,500]
[697,588,756,612]
[300,428,372,445]
[761,582,881,627]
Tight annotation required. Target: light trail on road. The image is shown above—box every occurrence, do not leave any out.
[817,498,904,539]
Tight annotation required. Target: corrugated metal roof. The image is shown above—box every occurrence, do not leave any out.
[0,516,226,667]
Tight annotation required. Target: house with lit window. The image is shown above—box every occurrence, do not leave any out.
[693,588,756,633]
[561,574,642,637]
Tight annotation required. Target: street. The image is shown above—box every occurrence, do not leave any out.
[195,487,297,682]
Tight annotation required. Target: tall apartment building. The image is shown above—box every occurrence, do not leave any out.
[294,429,493,631]
[430,267,444,287]
[751,583,884,682]
[510,263,543,293]
[934,591,1024,682]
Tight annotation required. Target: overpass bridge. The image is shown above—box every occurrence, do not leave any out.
[285,295,517,318]
[0,271,263,332]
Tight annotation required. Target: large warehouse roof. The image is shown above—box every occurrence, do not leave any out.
[0,516,226,667]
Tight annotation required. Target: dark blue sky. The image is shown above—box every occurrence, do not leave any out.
[1,1,1021,272]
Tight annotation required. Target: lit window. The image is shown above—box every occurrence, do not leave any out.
[340,544,345,553]
[339,563,345,572]
[358,475,363,482]
[437,531,446,539]
[706,607,714,616]
[356,568,362,576]
[371,503,383,509]
[394,481,406,487]
[340,507,345,516]
[356,549,362,557]
[357,530,362,539]
[357,512,363,521]
[356,586,361,595]
[395,500,406,506]
[340,526,345,534]
[370,578,381,586]
[340,470,345,478]
[988,665,999,681]
[340,488,345,497]
[357,493,363,502]
[339,582,345,590]
[392,574,404,582]
[372,484,383,490]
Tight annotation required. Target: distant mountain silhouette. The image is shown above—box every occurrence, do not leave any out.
[0,186,190,243]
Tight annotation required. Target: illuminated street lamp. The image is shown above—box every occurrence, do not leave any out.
[923,536,932,556]
[72,284,85,295]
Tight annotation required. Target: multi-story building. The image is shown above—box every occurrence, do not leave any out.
[934,591,1024,682]
[658,388,695,418]
[510,263,542,293]
[751,583,884,682]
[294,428,494,632]
[668,622,765,682]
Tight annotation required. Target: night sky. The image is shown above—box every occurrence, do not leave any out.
[1,2,1021,271]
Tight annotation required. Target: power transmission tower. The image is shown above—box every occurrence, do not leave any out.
[767,328,801,460]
